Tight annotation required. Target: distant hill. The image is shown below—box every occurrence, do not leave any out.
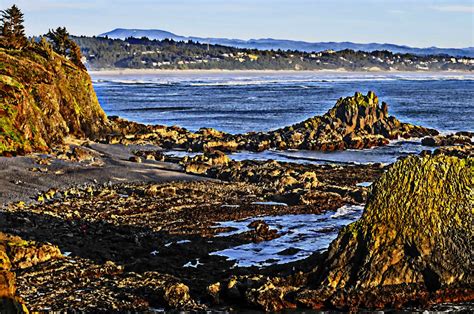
[99,28,474,58]
[74,35,473,71]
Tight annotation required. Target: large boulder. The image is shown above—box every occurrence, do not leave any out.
[298,155,473,309]
[0,45,109,155]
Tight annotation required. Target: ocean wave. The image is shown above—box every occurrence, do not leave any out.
[91,73,474,88]
[118,106,192,112]
[92,78,178,85]
[331,204,364,219]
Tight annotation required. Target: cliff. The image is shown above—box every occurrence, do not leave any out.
[0,45,109,155]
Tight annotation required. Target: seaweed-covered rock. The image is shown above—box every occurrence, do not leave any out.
[1,232,62,313]
[299,155,473,309]
[0,46,109,155]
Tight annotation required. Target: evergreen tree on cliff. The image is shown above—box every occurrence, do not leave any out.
[46,27,70,55]
[0,5,27,49]
[46,26,86,69]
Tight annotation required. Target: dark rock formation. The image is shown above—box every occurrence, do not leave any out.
[298,155,473,309]
[1,232,63,313]
[0,46,109,155]
[267,91,435,151]
[245,220,279,243]
[422,132,473,147]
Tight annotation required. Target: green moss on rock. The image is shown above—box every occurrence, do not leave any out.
[0,46,109,155]
[300,155,473,308]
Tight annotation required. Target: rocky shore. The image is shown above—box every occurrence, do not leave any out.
[0,142,472,311]
[1,38,472,312]
[206,154,474,311]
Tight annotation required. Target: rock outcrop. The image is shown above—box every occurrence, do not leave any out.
[207,155,473,311]
[106,92,438,153]
[298,155,473,309]
[260,91,437,151]
[421,132,473,147]
[1,232,63,313]
[0,45,109,155]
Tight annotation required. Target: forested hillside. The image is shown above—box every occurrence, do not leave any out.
[73,36,474,71]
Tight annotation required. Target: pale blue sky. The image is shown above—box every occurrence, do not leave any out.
[1,0,473,48]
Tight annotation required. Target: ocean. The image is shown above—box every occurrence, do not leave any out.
[91,71,474,164]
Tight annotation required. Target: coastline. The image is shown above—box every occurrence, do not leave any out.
[88,68,474,76]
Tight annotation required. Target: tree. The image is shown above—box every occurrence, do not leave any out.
[0,5,27,49]
[46,27,86,69]
[67,39,86,69]
[46,27,70,55]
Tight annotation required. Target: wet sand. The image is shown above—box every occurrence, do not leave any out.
[0,143,209,206]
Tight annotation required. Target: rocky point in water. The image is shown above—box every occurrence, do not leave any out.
[105,91,438,153]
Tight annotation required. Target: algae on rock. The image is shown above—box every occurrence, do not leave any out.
[300,154,473,308]
[0,46,108,155]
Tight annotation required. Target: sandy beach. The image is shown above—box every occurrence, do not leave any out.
[0,143,208,206]
[88,68,473,76]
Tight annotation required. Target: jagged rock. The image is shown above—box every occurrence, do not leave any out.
[0,46,109,155]
[183,151,230,175]
[128,156,142,163]
[1,232,62,313]
[246,221,279,243]
[421,133,473,147]
[433,144,473,158]
[212,273,307,311]
[105,92,438,154]
[1,233,63,270]
[298,155,473,309]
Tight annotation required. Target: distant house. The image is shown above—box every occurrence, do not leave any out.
[248,54,259,61]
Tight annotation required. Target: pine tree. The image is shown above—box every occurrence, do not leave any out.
[0,5,27,49]
[46,26,86,69]
[46,27,70,55]
[67,39,86,69]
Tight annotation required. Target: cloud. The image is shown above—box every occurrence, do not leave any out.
[431,5,474,13]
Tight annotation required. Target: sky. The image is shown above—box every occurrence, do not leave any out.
[1,0,473,48]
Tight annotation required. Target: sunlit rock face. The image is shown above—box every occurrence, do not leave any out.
[0,46,109,155]
[1,232,63,313]
[267,91,438,151]
[299,154,473,309]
